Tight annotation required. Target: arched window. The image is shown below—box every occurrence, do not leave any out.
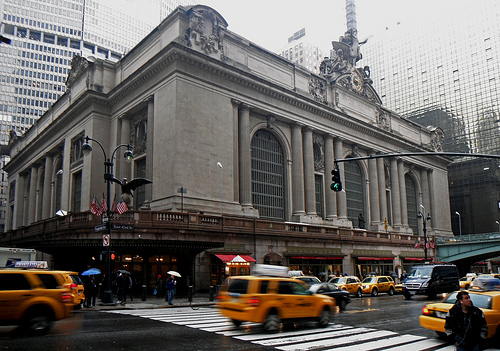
[345,159,365,226]
[405,174,418,234]
[251,129,286,220]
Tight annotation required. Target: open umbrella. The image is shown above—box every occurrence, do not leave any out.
[167,270,181,277]
[117,269,131,275]
[81,268,101,276]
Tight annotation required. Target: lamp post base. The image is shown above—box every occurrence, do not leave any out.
[100,289,115,305]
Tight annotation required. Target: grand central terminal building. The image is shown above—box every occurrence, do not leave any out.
[1,5,452,294]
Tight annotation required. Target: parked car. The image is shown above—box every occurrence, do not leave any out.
[328,276,363,298]
[403,264,459,299]
[308,283,351,311]
[0,268,74,334]
[361,276,396,296]
[471,276,500,290]
[419,289,500,344]
[216,265,336,332]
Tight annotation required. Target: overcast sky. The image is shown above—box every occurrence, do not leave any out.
[199,1,461,53]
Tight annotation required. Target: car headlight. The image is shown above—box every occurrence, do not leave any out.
[422,282,428,288]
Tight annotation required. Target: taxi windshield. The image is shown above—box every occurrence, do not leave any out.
[407,267,432,278]
[444,292,493,309]
[330,277,346,284]
[362,277,377,283]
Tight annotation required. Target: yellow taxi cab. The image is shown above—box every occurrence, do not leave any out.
[459,274,476,289]
[361,275,396,296]
[0,264,74,335]
[328,276,363,298]
[53,271,85,309]
[419,288,500,342]
[216,264,336,332]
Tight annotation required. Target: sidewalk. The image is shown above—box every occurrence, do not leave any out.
[85,293,216,311]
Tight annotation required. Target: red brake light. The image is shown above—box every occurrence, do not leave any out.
[61,292,73,303]
[70,283,78,289]
[422,307,431,315]
[246,298,259,306]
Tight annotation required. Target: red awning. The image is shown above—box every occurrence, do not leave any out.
[214,254,256,262]
[292,256,344,260]
[356,257,394,261]
[404,257,434,261]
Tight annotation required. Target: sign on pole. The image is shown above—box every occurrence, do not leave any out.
[103,234,110,246]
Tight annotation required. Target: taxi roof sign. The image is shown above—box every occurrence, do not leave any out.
[14,261,48,269]
[251,264,289,277]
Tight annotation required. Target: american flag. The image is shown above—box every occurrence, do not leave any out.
[110,195,117,213]
[414,241,421,249]
[116,199,128,214]
[90,196,99,215]
[97,196,107,216]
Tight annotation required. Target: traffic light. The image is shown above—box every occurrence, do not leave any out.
[330,167,342,192]
[110,252,116,261]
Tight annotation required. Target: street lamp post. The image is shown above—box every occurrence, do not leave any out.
[455,211,462,238]
[496,221,500,233]
[417,205,432,261]
[82,136,133,305]
[217,162,223,216]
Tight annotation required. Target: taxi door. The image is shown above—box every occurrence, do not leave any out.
[346,278,359,294]
[276,280,314,318]
[378,277,390,293]
[0,272,34,320]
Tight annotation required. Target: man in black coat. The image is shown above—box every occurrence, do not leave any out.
[445,291,488,351]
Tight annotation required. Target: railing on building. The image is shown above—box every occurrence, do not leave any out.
[437,232,500,245]
[0,210,431,246]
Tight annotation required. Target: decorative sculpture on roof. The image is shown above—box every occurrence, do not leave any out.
[318,28,381,104]
[66,54,89,87]
[428,127,445,152]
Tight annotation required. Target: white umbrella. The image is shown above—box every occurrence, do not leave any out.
[167,270,181,277]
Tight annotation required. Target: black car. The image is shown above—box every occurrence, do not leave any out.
[308,283,351,311]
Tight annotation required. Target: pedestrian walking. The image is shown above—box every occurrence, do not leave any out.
[445,291,488,351]
[165,274,176,305]
[155,275,163,298]
[123,273,133,302]
[116,272,125,304]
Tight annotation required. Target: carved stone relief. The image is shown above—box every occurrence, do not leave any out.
[376,110,391,131]
[313,136,325,172]
[185,7,226,60]
[70,131,85,167]
[129,109,148,156]
[308,77,327,104]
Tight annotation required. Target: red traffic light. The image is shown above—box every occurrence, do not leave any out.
[110,253,116,260]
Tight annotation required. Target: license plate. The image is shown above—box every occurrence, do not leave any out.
[409,291,416,295]
[435,311,447,318]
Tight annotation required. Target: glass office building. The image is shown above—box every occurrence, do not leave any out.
[360,1,500,235]
[0,0,192,230]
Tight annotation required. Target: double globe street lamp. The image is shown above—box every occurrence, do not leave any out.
[82,136,133,305]
[417,205,432,261]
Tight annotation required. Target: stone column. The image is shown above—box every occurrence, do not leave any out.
[42,155,53,220]
[420,168,431,222]
[28,166,38,225]
[231,99,241,202]
[291,123,305,216]
[334,138,347,219]
[324,135,336,219]
[145,96,154,202]
[303,127,316,215]
[398,159,408,226]
[390,157,402,226]
[368,155,380,225]
[14,174,26,229]
[119,116,131,181]
[238,104,252,207]
[377,156,388,224]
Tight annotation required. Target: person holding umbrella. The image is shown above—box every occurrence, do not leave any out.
[165,271,180,305]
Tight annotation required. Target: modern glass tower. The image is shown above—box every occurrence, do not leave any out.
[0,0,192,230]
[360,1,500,235]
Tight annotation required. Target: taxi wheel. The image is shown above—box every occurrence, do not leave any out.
[465,284,470,289]
[371,288,378,297]
[22,308,53,335]
[263,312,281,333]
[356,288,362,298]
[338,299,347,311]
[388,287,394,296]
[231,319,242,327]
[317,308,331,328]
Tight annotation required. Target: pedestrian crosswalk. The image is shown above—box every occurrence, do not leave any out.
[106,308,491,350]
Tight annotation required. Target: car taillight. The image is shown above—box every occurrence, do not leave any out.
[70,283,78,289]
[246,298,259,306]
[62,292,73,303]
[422,307,431,315]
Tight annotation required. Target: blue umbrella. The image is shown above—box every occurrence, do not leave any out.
[81,268,101,276]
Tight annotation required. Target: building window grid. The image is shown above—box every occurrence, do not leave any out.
[314,174,324,218]
[345,160,364,225]
[251,130,285,221]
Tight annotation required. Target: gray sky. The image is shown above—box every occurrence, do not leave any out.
[200,0,445,53]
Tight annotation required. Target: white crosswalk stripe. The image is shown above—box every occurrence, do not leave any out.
[107,308,495,350]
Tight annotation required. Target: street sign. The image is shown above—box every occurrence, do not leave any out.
[95,224,106,232]
[102,216,109,223]
[111,224,134,231]
[103,234,110,246]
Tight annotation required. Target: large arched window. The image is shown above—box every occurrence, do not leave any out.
[345,159,365,226]
[405,174,418,234]
[251,129,286,220]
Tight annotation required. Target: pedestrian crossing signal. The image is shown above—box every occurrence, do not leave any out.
[330,167,342,192]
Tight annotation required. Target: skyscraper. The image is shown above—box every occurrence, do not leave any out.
[360,0,500,235]
[0,0,192,230]
[279,28,326,74]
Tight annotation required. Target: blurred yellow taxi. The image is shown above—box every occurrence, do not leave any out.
[419,289,500,341]
[459,275,476,289]
[361,276,396,296]
[216,265,336,332]
[53,271,85,309]
[328,276,363,298]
